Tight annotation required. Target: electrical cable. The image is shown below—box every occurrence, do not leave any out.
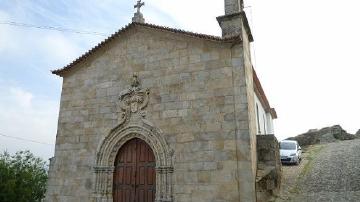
[0,21,108,36]
[0,133,54,146]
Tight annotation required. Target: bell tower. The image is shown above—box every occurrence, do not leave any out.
[224,0,243,14]
[217,1,258,202]
[217,0,253,41]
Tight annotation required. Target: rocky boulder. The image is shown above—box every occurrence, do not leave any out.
[356,129,360,138]
[287,125,356,146]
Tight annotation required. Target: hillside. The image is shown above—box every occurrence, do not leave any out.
[286,125,358,146]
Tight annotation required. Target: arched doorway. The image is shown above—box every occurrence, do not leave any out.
[113,138,156,202]
[94,124,174,201]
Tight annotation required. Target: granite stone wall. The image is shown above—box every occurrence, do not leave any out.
[45,25,257,202]
[256,135,281,202]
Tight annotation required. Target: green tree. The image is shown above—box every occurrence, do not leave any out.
[0,150,48,202]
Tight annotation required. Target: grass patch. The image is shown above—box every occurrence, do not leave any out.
[299,145,324,178]
[288,145,325,195]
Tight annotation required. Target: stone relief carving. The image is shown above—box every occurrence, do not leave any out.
[93,74,174,202]
[118,74,150,125]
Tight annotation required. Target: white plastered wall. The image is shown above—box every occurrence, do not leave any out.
[254,92,274,135]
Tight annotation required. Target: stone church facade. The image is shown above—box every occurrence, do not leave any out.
[45,0,279,201]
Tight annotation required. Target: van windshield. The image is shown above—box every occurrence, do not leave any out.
[280,142,296,150]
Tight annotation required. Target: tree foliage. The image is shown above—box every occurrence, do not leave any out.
[0,150,48,202]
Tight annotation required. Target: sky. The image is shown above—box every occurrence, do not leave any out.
[0,0,359,160]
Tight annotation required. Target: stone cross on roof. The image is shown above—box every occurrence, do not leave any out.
[132,0,145,23]
[134,0,145,13]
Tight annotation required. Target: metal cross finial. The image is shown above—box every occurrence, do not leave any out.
[134,0,145,13]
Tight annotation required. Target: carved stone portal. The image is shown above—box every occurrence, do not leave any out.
[93,74,174,202]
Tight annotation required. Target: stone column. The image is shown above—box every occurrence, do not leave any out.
[93,166,115,202]
[155,166,174,202]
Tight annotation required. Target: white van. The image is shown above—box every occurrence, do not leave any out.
[280,140,302,165]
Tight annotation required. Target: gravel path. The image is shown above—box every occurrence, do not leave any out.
[277,139,360,202]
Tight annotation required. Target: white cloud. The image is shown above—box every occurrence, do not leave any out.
[148,0,223,35]
[9,87,34,108]
[0,24,81,67]
[246,0,360,139]
[0,85,58,160]
[0,11,16,53]
[41,33,81,64]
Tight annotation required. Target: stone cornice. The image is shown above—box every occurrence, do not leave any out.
[217,11,254,42]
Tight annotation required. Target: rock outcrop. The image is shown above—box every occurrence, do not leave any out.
[287,125,356,146]
[356,129,360,138]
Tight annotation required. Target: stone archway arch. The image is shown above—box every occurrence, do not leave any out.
[93,122,174,202]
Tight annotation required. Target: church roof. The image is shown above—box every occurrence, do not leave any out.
[253,68,277,119]
[52,22,240,76]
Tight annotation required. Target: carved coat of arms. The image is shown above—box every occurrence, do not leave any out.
[119,74,150,123]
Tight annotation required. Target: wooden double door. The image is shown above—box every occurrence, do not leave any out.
[113,138,156,202]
